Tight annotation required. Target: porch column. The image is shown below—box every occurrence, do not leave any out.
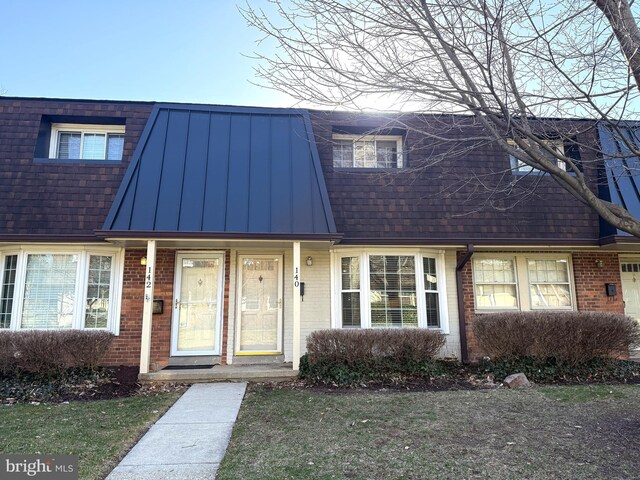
[139,240,156,374]
[292,241,301,370]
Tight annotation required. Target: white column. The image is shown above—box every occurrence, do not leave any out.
[139,240,156,374]
[292,241,301,370]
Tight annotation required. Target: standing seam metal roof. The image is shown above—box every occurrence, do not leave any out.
[102,104,337,236]
[598,122,640,236]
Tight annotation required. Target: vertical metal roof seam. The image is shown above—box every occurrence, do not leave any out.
[287,115,294,232]
[175,110,193,230]
[267,114,273,232]
[152,108,173,230]
[103,106,160,229]
[246,113,253,232]
[125,162,141,230]
[199,112,212,231]
[223,112,232,231]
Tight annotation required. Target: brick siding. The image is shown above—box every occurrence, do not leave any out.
[103,248,231,370]
[459,251,625,361]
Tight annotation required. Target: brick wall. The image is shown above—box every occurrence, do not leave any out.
[572,252,624,314]
[459,251,625,361]
[103,248,232,369]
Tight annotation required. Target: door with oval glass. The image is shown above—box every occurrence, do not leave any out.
[171,253,224,356]
[236,255,283,354]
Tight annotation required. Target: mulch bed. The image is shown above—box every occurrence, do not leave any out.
[1,366,185,405]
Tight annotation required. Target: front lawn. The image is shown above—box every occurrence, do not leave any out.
[0,392,182,480]
[218,385,640,480]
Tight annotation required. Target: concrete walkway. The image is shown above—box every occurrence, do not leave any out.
[107,383,247,480]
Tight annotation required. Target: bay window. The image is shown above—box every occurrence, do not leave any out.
[334,251,448,331]
[473,255,574,311]
[0,249,122,332]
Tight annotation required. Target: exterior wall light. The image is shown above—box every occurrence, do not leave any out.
[140,256,147,266]
[306,256,313,267]
[595,259,604,268]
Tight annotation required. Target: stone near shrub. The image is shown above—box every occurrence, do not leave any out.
[503,373,531,388]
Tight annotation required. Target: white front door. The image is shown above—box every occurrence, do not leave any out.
[171,253,224,356]
[621,261,640,321]
[236,255,283,354]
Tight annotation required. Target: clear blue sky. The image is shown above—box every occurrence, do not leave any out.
[0,0,295,107]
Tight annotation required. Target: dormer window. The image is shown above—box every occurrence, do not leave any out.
[508,138,567,174]
[333,134,403,168]
[50,123,126,161]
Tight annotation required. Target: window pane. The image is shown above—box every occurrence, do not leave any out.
[425,292,440,327]
[369,255,417,328]
[354,140,376,168]
[475,284,518,308]
[530,284,572,308]
[85,255,112,328]
[57,132,81,159]
[342,292,361,327]
[0,255,18,329]
[21,254,77,329]
[82,133,107,160]
[340,256,360,327]
[376,140,397,168]
[107,134,125,160]
[527,259,569,283]
[423,257,437,290]
[474,258,515,283]
[333,140,353,168]
[341,257,360,290]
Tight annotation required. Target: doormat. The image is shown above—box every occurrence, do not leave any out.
[162,364,217,370]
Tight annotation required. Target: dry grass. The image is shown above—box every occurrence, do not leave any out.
[218,384,640,480]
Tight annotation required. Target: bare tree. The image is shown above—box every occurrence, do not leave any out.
[243,0,640,237]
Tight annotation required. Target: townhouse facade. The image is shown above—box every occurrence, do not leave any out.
[0,97,637,373]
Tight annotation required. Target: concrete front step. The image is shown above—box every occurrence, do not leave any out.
[139,364,298,383]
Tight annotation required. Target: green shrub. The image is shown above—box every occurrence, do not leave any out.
[473,311,640,364]
[301,328,448,385]
[0,330,115,378]
[482,356,640,383]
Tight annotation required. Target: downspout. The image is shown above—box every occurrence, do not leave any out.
[455,244,474,364]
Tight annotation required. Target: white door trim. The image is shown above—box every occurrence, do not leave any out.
[235,254,284,355]
[171,251,225,356]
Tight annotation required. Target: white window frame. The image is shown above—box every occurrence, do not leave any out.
[508,139,566,174]
[332,134,404,168]
[49,123,126,160]
[330,248,449,333]
[473,253,575,312]
[0,246,124,334]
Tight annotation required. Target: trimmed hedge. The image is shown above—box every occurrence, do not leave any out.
[300,328,447,385]
[0,330,114,378]
[473,311,640,365]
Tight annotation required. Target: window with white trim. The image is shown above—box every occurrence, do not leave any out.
[333,134,403,168]
[508,139,566,174]
[0,249,122,332]
[473,255,574,311]
[50,123,125,161]
[334,250,448,330]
